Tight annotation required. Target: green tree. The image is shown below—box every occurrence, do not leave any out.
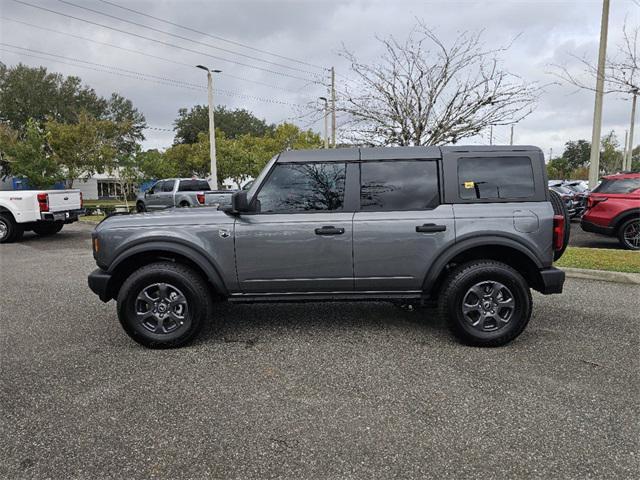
[561,140,591,172]
[0,64,106,130]
[136,149,180,180]
[599,131,624,175]
[46,112,127,187]
[103,93,146,157]
[546,156,571,179]
[632,145,639,172]
[0,119,64,188]
[173,105,274,144]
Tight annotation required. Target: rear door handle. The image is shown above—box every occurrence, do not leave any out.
[416,223,447,233]
[315,226,345,235]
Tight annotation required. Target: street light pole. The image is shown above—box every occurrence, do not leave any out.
[626,88,638,171]
[196,65,222,188]
[588,0,610,188]
[319,97,329,148]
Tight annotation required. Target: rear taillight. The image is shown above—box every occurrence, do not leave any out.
[79,192,83,208]
[37,193,49,212]
[587,196,607,209]
[553,214,564,251]
[196,193,205,205]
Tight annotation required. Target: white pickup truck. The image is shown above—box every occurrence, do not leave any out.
[0,190,84,243]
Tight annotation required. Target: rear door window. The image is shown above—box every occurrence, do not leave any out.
[360,160,439,211]
[162,180,175,192]
[458,156,535,200]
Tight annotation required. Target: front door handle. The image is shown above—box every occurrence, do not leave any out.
[416,223,447,233]
[315,225,345,235]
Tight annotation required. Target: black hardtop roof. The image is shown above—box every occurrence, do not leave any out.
[276,145,542,162]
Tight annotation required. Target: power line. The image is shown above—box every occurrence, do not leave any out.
[144,126,174,133]
[0,16,304,94]
[10,0,323,84]
[57,0,321,77]
[97,0,326,71]
[0,46,306,107]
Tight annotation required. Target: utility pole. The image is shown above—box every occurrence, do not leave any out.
[330,67,336,148]
[489,126,493,145]
[623,129,628,170]
[196,65,222,188]
[588,0,610,189]
[626,88,638,171]
[319,97,329,149]
[510,125,514,145]
[549,147,553,160]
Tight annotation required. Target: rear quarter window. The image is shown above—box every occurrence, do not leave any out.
[593,178,640,194]
[457,156,535,200]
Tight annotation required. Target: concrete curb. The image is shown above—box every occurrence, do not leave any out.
[563,267,640,285]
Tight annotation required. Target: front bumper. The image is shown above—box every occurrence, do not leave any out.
[581,218,614,236]
[88,268,113,302]
[538,267,565,294]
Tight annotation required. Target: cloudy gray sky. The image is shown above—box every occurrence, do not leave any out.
[1,0,638,157]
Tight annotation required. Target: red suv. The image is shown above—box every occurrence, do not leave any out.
[581,173,640,250]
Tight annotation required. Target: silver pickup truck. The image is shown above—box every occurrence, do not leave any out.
[135,178,233,212]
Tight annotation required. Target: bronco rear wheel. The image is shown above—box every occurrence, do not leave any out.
[439,260,532,347]
[117,262,213,348]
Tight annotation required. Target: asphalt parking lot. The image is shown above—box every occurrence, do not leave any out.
[1,223,638,479]
[569,220,622,249]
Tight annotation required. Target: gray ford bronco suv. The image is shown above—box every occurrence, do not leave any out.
[89,146,567,349]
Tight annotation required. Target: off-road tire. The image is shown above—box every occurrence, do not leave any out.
[549,189,570,261]
[438,260,533,347]
[0,213,23,243]
[617,218,640,250]
[117,262,213,348]
[32,222,64,236]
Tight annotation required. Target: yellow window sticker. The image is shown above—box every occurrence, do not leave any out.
[464,181,475,189]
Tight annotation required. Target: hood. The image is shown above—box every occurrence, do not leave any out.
[95,207,234,232]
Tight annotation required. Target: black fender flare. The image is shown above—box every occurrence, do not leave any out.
[611,208,640,230]
[108,239,228,296]
[421,233,544,294]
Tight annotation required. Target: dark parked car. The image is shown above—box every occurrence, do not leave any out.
[89,146,567,349]
[549,183,579,218]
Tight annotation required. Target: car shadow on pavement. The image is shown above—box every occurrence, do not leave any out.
[194,302,450,348]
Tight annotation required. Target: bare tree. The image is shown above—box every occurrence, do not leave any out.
[554,21,638,95]
[337,23,542,146]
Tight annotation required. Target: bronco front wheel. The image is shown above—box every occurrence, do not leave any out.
[117,262,212,348]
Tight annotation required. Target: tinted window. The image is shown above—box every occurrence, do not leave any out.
[593,178,640,194]
[360,161,439,211]
[162,180,175,192]
[458,156,535,199]
[256,162,346,213]
[179,180,211,192]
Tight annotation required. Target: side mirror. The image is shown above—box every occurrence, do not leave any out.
[222,191,250,215]
[147,189,154,196]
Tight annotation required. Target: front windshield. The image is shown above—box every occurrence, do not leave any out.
[247,155,278,202]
